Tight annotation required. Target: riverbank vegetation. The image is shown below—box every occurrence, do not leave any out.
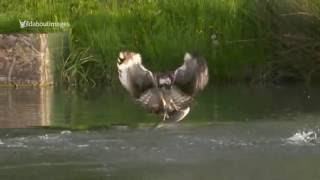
[0,0,319,87]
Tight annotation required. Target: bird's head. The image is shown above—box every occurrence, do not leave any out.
[158,74,173,89]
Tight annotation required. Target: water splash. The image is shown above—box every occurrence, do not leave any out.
[285,130,318,145]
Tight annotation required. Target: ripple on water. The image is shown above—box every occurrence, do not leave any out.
[77,144,90,148]
[60,130,72,135]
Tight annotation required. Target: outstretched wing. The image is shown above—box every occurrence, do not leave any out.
[173,52,209,96]
[117,52,156,98]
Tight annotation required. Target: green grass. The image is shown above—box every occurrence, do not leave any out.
[0,0,320,86]
[70,0,270,85]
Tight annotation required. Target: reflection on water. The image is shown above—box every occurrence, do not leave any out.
[0,84,320,128]
[51,84,320,128]
[0,88,52,128]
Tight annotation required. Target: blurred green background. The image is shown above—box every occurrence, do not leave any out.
[1,0,320,87]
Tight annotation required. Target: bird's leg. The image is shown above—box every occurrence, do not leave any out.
[169,99,180,111]
[162,111,168,121]
[160,92,169,121]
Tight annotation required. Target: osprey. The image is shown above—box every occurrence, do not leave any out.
[117,51,208,122]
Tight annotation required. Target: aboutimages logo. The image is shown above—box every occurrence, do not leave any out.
[19,20,70,29]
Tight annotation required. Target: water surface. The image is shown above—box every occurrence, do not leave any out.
[0,84,320,179]
[0,122,320,179]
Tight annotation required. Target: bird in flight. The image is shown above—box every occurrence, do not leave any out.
[117,51,208,123]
